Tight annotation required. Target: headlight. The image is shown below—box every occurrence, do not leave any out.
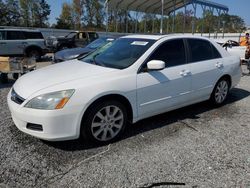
[25,90,75,110]
[53,40,58,46]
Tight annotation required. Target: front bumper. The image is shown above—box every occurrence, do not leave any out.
[7,90,83,141]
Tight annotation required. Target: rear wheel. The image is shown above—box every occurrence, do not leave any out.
[81,100,127,143]
[12,73,19,80]
[210,78,230,106]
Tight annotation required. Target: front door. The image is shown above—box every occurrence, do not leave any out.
[136,39,192,119]
[6,31,26,55]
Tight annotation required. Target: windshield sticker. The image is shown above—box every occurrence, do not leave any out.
[131,41,149,46]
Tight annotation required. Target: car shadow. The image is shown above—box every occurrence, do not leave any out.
[0,79,15,89]
[45,87,250,151]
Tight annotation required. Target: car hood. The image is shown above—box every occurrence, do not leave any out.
[13,60,116,99]
[55,47,92,60]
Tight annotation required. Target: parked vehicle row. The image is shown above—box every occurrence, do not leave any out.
[46,31,99,52]
[0,28,48,60]
[53,36,120,63]
[8,35,241,144]
[0,28,100,60]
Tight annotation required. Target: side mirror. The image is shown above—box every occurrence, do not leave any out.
[147,60,165,71]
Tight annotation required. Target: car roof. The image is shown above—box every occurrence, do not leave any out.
[0,28,41,32]
[121,34,214,41]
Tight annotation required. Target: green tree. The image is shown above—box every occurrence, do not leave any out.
[93,0,103,28]
[221,14,246,33]
[5,0,21,26]
[72,0,85,29]
[55,3,73,29]
[32,0,51,27]
[19,0,32,26]
[0,0,8,25]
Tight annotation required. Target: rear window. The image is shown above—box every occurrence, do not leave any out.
[24,32,44,39]
[187,39,221,63]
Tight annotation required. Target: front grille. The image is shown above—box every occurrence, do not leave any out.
[11,89,25,105]
[26,123,43,131]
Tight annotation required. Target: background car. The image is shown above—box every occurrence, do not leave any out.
[46,31,99,52]
[0,28,48,59]
[217,39,248,60]
[53,36,119,63]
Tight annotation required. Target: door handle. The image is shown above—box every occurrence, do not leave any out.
[215,62,224,68]
[180,70,191,77]
[22,42,28,45]
[0,42,6,45]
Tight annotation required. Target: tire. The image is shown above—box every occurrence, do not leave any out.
[27,49,41,60]
[210,78,230,106]
[81,100,127,144]
[12,73,19,80]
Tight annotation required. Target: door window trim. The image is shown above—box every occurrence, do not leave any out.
[137,38,188,74]
[186,38,222,64]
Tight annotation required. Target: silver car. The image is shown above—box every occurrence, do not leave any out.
[0,28,48,59]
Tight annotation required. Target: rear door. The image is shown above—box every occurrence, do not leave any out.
[0,30,8,55]
[6,30,26,55]
[187,39,223,100]
[136,39,192,118]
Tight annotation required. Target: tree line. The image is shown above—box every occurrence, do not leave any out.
[54,0,104,30]
[0,0,246,33]
[0,0,50,28]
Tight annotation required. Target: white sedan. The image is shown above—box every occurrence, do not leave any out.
[8,35,241,143]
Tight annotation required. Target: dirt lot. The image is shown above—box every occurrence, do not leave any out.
[0,62,250,188]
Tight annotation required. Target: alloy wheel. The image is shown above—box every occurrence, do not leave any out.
[214,80,229,104]
[91,105,124,141]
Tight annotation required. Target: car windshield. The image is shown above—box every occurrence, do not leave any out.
[86,38,113,49]
[80,38,155,69]
[65,32,77,38]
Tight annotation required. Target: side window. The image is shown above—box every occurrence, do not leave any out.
[0,31,6,40]
[211,44,222,59]
[188,39,214,62]
[89,32,98,41]
[24,32,44,39]
[7,31,25,40]
[78,32,87,39]
[148,39,186,68]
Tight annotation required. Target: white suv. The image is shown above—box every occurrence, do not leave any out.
[0,28,48,59]
[7,35,241,143]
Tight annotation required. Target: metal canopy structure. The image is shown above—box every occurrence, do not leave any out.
[108,0,228,15]
[105,0,229,35]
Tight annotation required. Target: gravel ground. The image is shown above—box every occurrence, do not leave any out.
[0,63,250,188]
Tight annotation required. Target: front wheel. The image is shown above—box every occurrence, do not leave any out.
[210,79,230,106]
[27,49,41,60]
[81,100,127,143]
